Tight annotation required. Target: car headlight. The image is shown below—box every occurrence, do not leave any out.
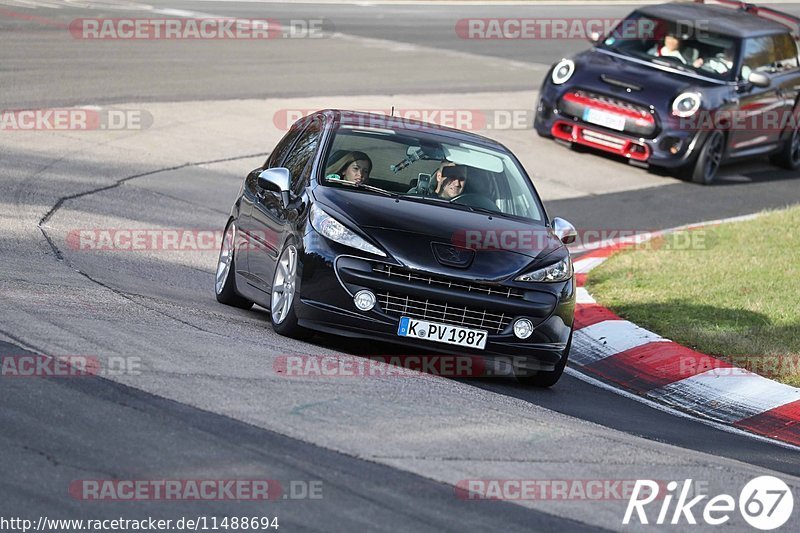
[515,257,572,282]
[672,92,701,118]
[551,59,575,85]
[309,204,386,257]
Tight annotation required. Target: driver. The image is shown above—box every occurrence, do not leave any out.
[649,33,703,68]
[437,165,467,200]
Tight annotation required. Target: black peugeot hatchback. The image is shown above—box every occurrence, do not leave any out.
[215,110,577,386]
[535,0,800,184]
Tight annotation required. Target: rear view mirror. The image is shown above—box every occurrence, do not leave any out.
[552,217,577,245]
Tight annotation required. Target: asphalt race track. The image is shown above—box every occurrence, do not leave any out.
[2,1,800,531]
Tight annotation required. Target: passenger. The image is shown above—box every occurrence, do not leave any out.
[437,165,467,200]
[327,151,372,186]
[699,47,735,75]
[408,159,455,195]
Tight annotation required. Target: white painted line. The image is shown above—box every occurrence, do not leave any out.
[565,367,800,452]
[573,256,606,274]
[649,369,800,424]
[571,320,667,366]
[569,213,762,256]
[575,287,596,305]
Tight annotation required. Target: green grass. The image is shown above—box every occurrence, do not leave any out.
[586,206,800,387]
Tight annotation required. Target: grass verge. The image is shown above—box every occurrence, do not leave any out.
[586,205,800,387]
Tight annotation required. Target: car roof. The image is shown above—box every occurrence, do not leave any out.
[637,2,791,38]
[313,109,507,150]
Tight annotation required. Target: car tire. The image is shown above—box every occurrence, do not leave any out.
[769,122,800,171]
[270,242,312,340]
[685,130,724,185]
[514,331,572,387]
[215,220,254,310]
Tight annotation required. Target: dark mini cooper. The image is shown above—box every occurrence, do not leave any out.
[215,110,577,386]
[535,0,800,184]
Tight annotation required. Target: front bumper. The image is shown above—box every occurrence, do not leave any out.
[295,230,575,370]
[535,86,706,169]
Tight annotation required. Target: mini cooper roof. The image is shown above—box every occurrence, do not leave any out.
[637,2,792,38]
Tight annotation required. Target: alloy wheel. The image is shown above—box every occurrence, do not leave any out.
[271,245,298,325]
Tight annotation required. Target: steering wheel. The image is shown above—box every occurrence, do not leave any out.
[449,193,499,212]
[656,54,687,67]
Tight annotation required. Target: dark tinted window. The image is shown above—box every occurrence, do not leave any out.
[266,121,306,168]
[773,33,799,69]
[283,119,321,195]
[743,36,777,72]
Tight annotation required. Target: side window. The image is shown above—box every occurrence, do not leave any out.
[742,36,776,75]
[265,120,306,168]
[773,33,799,70]
[282,120,322,195]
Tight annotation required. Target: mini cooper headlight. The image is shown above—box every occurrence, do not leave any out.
[515,257,573,283]
[309,204,386,257]
[551,59,575,85]
[672,92,701,118]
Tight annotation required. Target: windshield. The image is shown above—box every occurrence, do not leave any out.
[320,124,545,223]
[600,12,740,81]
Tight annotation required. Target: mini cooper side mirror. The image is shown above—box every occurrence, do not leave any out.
[552,217,577,245]
[589,31,602,45]
[258,167,291,208]
[747,71,770,88]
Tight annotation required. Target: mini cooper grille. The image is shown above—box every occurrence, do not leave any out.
[377,291,511,334]
[372,264,524,299]
[570,90,650,115]
[560,90,656,137]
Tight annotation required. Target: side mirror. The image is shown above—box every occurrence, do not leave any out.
[257,167,291,208]
[552,217,577,245]
[589,31,602,45]
[747,71,770,88]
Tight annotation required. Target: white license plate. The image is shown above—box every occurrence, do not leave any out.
[397,317,488,350]
[583,108,626,131]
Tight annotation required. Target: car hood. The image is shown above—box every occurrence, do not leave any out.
[568,49,717,109]
[313,186,564,281]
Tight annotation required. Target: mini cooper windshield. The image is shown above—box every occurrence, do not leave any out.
[321,125,545,223]
[601,12,740,81]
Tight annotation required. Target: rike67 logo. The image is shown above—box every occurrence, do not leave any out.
[624,476,794,530]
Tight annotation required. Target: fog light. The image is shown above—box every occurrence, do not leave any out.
[513,318,534,340]
[353,290,376,311]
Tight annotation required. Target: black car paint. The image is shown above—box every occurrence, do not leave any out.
[225,110,575,372]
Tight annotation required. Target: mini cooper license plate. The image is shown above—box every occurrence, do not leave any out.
[583,108,626,131]
[397,317,488,350]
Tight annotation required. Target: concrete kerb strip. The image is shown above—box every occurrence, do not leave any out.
[568,213,800,447]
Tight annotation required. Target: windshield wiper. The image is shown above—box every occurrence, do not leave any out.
[454,204,500,216]
[327,179,398,197]
[651,58,693,73]
[409,195,500,216]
